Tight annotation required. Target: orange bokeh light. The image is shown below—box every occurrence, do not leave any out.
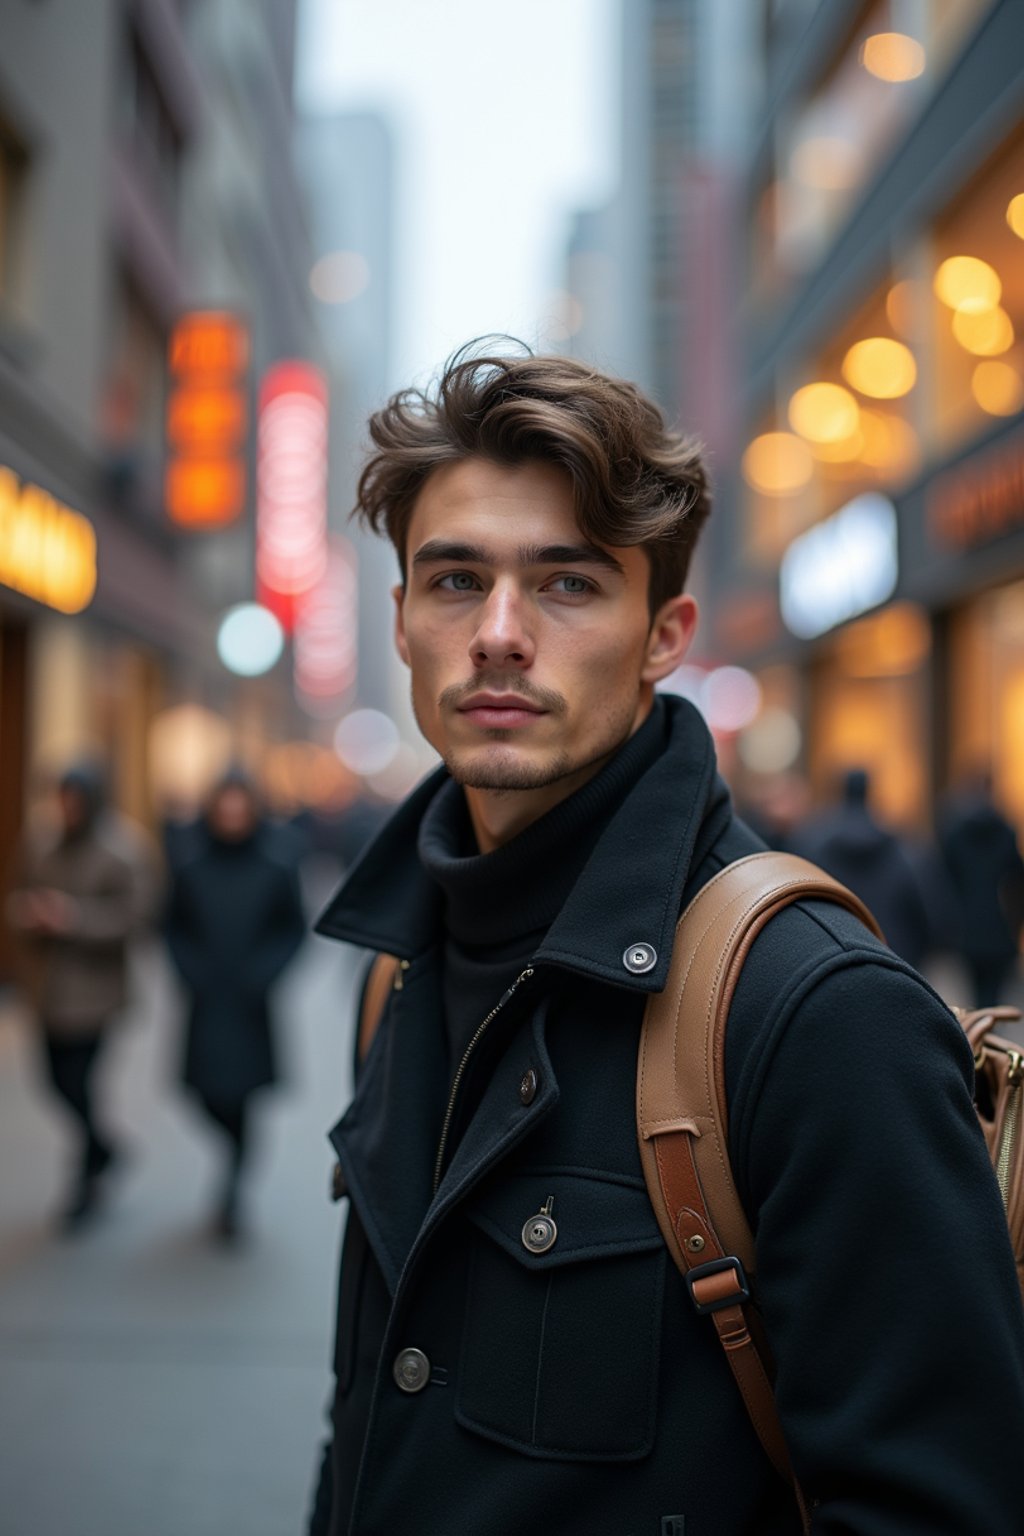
[165,458,246,528]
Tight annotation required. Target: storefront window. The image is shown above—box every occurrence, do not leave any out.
[751,0,994,302]
[929,127,1024,454]
[742,269,922,565]
[948,582,1024,839]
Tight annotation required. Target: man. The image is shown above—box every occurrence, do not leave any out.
[939,771,1024,1006]
[6,764,155,1229]
[165,770,306,1241]
[308,345,1024,1535]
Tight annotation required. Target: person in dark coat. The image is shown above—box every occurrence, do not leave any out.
[939,773,1024,1005]
[165,771,306,1239]
[6,763,156,1229]
[791,767,935,968]
[306,345,1024,1535]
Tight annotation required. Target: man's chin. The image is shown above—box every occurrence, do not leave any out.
[443,745,574,793]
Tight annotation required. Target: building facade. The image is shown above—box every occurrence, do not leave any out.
[707,0,1024,835]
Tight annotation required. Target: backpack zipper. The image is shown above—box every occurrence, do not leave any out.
[432,965,535,1195]
[995,1048,1023,1207]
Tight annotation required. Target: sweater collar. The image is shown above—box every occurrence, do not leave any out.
[315,694,722,995]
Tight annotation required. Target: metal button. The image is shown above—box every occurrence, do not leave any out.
[330,1162,347,1203]
[393,1347,431,1393]
[522,1198,558,1254]
[519,1068,538,1105]
[623,941,657,974]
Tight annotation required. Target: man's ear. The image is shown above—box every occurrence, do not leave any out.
[641,594,698,684]
[392,584,410,667]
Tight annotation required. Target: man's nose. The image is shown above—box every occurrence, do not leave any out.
[469,583,534,668]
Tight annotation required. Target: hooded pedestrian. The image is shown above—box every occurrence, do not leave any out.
[165,771,306,1240]
[5,763,157,1230]
[939,772,1024,1005]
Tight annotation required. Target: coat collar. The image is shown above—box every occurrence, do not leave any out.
[315,695,723,995]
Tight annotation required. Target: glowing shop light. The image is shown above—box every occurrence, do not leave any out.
[741,432,813,495]
[780,493,898,640]
[859,33,926,83]
[1007,194,1024,241]
[858,411,919,474]
[841,337,917,399]
[334,710,400,777]
[256,362,329,630]
[310,251,370,304]
[217,603,285,677]
[293,539,359,707]
[972,361,1024,417]
[0,465,97,614]
[788,382,860,445]
[933,256,1001,312]
[701,668,763,734]
[952,304,1014,357]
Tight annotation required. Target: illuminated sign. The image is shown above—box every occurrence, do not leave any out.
[256,361,328,631]
[780,493,898,639]
[0,465,97,613]
[165,310,249,528]
[929,432,1024,550]
[293,537,358,707]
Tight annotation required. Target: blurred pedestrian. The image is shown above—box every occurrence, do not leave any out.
[791,768,935,969]
[165,770,306,1241]
[5,763,157,1230]
[939,772,1024,1006]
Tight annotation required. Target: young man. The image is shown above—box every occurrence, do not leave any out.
[308,346,1024,1535]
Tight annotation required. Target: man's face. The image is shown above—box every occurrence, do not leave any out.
[394,457,695,797]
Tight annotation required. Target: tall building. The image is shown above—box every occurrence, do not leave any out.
[708,0,1024,834]
[0,0,324,974]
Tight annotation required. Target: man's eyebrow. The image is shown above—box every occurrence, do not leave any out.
[411,539,625,575]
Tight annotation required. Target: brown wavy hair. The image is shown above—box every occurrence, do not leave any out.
[355,340,712,616]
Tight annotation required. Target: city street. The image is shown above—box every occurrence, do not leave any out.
[0,885,360,1536]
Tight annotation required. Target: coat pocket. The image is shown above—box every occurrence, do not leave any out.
[456,1169,666,1462]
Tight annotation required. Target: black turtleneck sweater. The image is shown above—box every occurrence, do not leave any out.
[417,700,670,1068]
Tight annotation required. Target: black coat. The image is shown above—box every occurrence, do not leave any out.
[791,805,934,967]
[939,795,1024,962]
[310,698,1024,1536]
[165,831,306,1103]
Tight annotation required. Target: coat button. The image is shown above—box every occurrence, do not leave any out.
[330,1162,347,1202]
[521,1212,558,1254]
[393,1347,431,1393]
[623,941,657,974]
[519,1068,538,1105]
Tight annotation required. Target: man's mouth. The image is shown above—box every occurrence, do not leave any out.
[456,693,548,729]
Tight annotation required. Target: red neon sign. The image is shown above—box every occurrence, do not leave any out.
[256,362,328,631]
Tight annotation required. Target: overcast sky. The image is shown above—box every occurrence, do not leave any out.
[296,0,619,390]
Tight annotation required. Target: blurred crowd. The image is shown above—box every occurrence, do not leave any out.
[2,761,388,1239]
[2,749,1023,1242]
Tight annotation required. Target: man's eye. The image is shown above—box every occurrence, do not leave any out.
[437,572,479,592]
[548,575,593,596]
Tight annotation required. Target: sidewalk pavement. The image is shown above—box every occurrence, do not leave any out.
[0,905,361,1536]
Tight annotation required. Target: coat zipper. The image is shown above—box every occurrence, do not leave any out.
[432,965,535,1195]
[995,1049,1023,1207]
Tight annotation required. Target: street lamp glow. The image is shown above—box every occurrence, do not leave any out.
[217,603,285,676]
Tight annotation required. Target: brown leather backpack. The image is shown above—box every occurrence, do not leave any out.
[359,850,1024,1532]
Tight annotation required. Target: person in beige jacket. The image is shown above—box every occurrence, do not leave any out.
[7,764,157,1229]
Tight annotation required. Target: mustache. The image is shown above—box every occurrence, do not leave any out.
[439,676,568,716]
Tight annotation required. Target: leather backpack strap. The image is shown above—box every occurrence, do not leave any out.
[358,952,401,1065]
[637,851,883,1526]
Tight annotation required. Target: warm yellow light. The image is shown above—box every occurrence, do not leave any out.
[859,410,919,473]
[842,337,917,398]
[789,382,860,444]
[809,431,864,464]
[791,137,862,190]
[886,280,918,338]
[741,432,814,495]
[860,32,926,83]
[952,303,1015,356]
[1007,194,1024,240]
[0,466,97,614]
[933,255,1001,311]
[971,361,1024,416]
[835,603,931,678]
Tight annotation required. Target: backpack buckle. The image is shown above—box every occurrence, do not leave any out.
[685,1255,751,1314]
